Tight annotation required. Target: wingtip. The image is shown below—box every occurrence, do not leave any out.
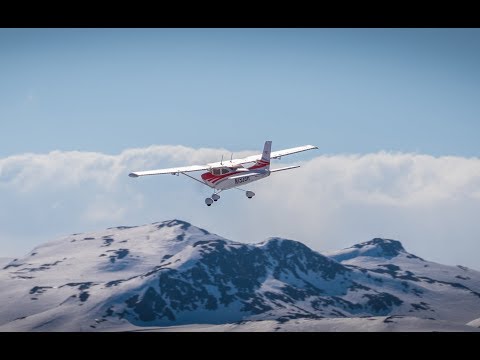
[128,173,139,178]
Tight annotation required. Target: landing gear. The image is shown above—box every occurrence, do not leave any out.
[206,192,221,206]
[246,191,255,199]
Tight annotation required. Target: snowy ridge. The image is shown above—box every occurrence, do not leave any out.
[0,258,12,268]
[1,221,480,331]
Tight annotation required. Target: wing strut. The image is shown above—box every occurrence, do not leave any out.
[181,172,210,187]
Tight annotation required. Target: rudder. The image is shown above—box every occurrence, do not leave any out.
[260,141,272,165]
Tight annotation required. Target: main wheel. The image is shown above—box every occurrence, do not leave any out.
[212,194,220,202]
[205,198,213,206]
[246,191,255,199]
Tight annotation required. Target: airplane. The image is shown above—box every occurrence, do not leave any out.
[129,141,318,206]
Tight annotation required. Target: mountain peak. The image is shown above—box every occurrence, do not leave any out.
[162,219,192,230]
[146,219,211,242]
[326,237,423,262]
[353,238,405,256]
[261,236,305,247]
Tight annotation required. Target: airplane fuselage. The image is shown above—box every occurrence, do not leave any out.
[201,161,270,190]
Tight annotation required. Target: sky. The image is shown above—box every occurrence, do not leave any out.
[1,28,480,269]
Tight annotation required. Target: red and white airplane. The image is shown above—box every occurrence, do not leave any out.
[129,141,317,206]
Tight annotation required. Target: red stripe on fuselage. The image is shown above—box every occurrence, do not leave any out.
[202,171,241,184]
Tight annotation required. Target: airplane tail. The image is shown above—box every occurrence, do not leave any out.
[260,141,272,168]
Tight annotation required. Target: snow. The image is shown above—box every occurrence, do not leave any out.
[0,220,222,329]
[1,220,480,332]
[0,258,12,268]
[121,316,480,332]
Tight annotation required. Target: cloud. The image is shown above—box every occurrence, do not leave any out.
[297,152,480,206]
[1,146,480,270]
[0,146,255,192]
[248,152,480,268]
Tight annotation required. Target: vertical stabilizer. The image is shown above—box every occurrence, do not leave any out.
[260,141,272,166]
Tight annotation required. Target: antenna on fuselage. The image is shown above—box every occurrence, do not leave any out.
[221,154,223,165]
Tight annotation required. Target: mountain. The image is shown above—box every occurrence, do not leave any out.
[0,258,12,268]
[467,318,480,328]
[0,220,479,331]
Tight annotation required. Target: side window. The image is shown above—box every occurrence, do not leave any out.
[213,169,221,175]
[222,168,229,175]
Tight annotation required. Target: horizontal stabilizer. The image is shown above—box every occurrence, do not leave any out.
[270,165,300,173]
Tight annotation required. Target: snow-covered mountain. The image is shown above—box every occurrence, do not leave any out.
[0,258,12,268]
[1,220,479,331]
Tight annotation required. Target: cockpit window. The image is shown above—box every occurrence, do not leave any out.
[221,168,229,175]
[213,169,221,175]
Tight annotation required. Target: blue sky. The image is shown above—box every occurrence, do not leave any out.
[1,29,480,269]
[1,28,480,157]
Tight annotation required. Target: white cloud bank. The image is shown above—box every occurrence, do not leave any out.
[1,146,480,270]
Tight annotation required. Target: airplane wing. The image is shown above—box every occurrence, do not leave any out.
[208,144,318,167]
[129,144,318,177]
[270,145,318,159]
[129,164,210,178]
